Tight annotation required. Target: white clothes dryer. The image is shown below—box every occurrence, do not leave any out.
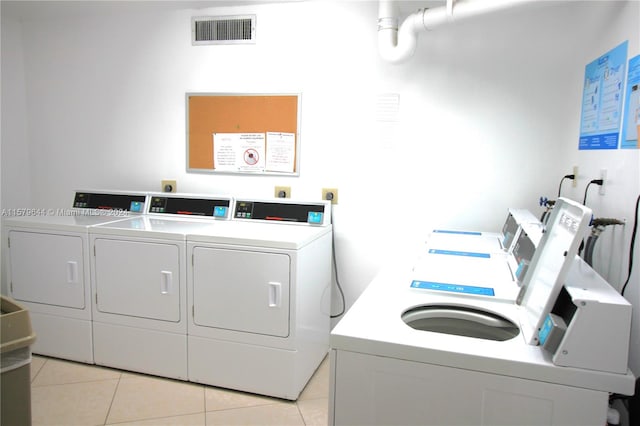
[88,194,232,379]
[186,198,332,400]
[2,191,146,362]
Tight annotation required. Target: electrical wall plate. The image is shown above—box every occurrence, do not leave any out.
[322,188,338,204]
[599,169,607,195]
[274,186,291,198]
[161,180,176,193]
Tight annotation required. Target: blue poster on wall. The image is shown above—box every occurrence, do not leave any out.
[578,41,628,150]
[621,55,640,149]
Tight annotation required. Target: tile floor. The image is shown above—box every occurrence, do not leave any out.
[29,354,330,426]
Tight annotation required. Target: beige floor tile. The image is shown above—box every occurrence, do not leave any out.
[297,397,329,426]
[105,412,206,425]
[299,355,329,400]
[205,403,305,426]
[31,379,119,426]
[205,386,280,411]
[106,374,205,424]
[32,358,121,387]
[30,355,47,381]
[29,354,330,425]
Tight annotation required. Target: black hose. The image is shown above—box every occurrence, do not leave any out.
[540,210,548,223]
[558,174,574,198]
[329,208,346,319]
[621,195,640,296]
[584,234,598,267]
[583,179,603,205]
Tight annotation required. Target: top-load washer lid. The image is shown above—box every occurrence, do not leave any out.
[425,231,504,253]
[516,197,592,345]
[426,208,541,255]
[508,208,543,227]
[411,251,517,301]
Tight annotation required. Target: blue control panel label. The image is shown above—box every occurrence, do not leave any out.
[411,280,495,296]
[515,260,526,279]
[307,211,323,224]
[213,206,228,218]
[433,229,482,236]
[130,201,143,213]
[538,314,554,345]
[428,249,491,258]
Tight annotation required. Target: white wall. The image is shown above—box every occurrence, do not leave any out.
[1,5,32,295]
[1,0,639,371]
[1,9,31,208]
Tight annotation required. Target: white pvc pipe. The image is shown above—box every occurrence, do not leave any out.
[378,0,533,64]
[423,0,532,30]
[377,0,420,64]
[377,12,423,64]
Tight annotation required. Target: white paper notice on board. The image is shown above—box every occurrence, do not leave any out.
[213,133,266,172]
[213,133,239,171]
[266,132,296,173]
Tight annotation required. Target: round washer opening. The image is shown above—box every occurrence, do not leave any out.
[402,304,520,341]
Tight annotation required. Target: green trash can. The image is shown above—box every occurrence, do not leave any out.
[1,296,37,426]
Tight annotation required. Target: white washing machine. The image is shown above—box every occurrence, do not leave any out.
[2,191,147,362]
[425,208,542,254]
[330,198,635,425]
[186,198,332,400]
[412,219,539,302]
[88,193,232,379]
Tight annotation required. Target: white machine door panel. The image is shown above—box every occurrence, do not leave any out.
[9,231,85,309]
[94,239,180,322]
[192,247,290,337]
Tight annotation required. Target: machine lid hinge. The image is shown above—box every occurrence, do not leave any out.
[192,305,195,318]
[191,254,194,266]
[10,281,13,293]
[93,245,96,256]
[7,237,10,248]
[95,293,98,305]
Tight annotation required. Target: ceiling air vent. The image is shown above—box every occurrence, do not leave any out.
[192,15,256,45]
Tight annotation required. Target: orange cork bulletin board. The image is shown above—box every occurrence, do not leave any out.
[186,93,300,175]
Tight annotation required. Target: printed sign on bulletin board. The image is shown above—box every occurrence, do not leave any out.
[186,93,300,175]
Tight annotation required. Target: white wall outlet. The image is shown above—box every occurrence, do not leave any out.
[572,166,578,188]
[599,169,607,195]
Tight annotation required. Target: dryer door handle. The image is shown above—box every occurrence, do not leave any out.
[268,282,281,308]
[160,271,172,295]
[66,261,78,284]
